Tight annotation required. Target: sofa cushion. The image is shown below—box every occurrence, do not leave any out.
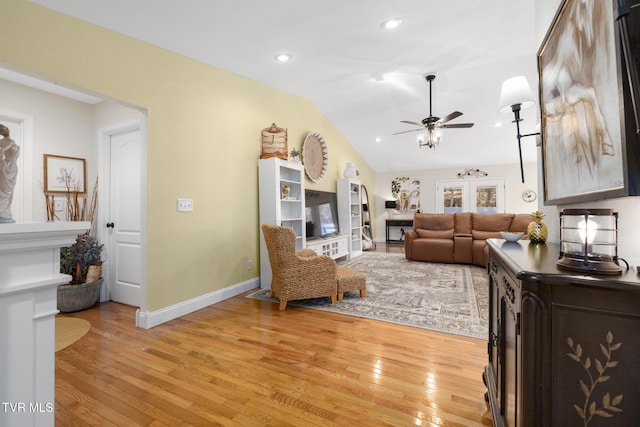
[510,213,531,233]
[454,212,472,234]
[413,213,454,231]
[412,239,454,263]
[472,230,502,241]
[472,213,515,232]
[416,229,454,239]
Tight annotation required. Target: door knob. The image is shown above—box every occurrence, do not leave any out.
[106,222,114,228]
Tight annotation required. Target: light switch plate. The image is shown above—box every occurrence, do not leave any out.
[177,198,193,212]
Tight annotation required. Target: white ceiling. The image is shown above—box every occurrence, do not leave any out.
[31,0,541,173]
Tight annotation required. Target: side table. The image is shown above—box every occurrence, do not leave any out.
[385,219,413,244]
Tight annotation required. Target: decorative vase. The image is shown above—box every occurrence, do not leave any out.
[343,162,357,179]
[527,210,548,243]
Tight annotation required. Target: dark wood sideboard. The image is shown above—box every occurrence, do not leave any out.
[484,238,640,427]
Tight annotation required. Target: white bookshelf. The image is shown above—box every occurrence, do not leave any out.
[337,178,362,258]
[258,157,305,289]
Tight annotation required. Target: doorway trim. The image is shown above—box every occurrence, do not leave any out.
[98,117,149,323]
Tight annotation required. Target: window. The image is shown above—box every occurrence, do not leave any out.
[436,178,505,213]
[442,184,464,213]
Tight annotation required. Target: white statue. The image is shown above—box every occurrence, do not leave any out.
[0,124,19,223]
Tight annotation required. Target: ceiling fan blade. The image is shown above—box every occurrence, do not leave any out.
[437,111,463,124]
[392,128,423,135]
[400,120,423,127]
[442,123,474,128]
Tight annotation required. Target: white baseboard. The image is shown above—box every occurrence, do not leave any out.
[136,277,259,329]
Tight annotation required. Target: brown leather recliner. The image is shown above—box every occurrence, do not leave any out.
[405,213,455,263]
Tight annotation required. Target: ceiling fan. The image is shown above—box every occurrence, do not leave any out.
[393,74,474,148]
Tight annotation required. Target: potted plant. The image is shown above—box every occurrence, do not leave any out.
[57,233,104,312]
[48,171,104,312]
[289,147,301,162]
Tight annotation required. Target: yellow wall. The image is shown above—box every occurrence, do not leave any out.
[2,2,374,311]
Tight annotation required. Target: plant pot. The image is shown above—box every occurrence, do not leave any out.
[57,278,103,313]
[86,264,102,283]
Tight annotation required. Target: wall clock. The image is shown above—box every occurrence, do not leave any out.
[522,189,537,202]
[302,132,328,182]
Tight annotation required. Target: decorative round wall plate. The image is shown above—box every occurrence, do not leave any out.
[302,132,328,182]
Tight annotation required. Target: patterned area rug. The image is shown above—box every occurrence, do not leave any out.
[248,252,489,339]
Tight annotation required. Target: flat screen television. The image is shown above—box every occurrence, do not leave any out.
[305,190,340,239]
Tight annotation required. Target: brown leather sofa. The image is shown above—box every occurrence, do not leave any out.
[405,212,530,267]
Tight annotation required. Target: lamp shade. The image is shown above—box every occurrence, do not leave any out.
[498,76,536,113]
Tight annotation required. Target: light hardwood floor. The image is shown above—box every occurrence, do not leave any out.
[55,243,493,426]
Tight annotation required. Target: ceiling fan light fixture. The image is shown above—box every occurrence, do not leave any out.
[394,73,473,149]
[381,18,402,30]
[417,128,441,149]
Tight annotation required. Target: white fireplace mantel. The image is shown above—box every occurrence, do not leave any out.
[0,221,90,427]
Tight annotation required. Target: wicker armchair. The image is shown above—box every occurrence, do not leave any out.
[261,224,337,310]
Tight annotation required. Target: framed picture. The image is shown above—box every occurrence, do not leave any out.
[538,0,632,204]
[44,154,86,193]
[391,177,421,211]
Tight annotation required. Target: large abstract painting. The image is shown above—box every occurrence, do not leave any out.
[539,0,625,204]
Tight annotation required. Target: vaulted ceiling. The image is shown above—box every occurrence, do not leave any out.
[31,0,541,173]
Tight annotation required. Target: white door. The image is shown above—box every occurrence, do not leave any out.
[107,129,142,306]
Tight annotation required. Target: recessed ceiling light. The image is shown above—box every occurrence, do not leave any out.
[381,18,402,30]
[495,121,503,127]
[274,53,293,63]
[375,137,382,143]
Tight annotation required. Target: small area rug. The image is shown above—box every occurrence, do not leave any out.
[248,252,488,339]
[55,316,91,352]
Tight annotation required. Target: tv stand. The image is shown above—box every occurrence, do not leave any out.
[306,234,349,259]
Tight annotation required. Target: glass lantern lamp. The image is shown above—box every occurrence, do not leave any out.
[557,209,622,275]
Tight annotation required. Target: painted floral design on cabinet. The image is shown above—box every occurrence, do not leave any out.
[566,331,623,426]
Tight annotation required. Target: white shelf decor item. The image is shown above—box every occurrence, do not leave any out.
[343,162,357,179]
